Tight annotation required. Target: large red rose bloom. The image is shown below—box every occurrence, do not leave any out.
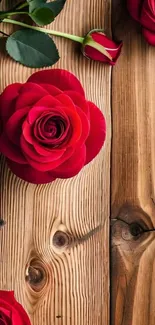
[0,291,31,325]
[0,69,106,184]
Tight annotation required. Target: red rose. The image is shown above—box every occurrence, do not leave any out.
[82,29,123,65]
[0,69,106,184]
[127,0,155,45]
[0,290,31,325]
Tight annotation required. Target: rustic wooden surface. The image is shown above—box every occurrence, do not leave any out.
[2,0,155,324]
[0,1,111,325]
[111,1,155,325]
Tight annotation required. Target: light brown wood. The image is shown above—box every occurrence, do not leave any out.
[111,1,155,324]
[0,1,111,324]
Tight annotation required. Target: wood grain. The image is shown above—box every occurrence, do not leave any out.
[111,1,155,324]
[0,1,111,325]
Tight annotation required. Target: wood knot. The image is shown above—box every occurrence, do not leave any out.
[0,219,6,228]
[25,259,47,292]
[129,223,143,237]
[50,220,74,253]
[26,266,44,284]
[111,205,154,251]
[53,231,70,248]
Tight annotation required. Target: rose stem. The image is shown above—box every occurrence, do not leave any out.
[2,18,84,44]
[16,2,28,10]
[0,12,29,18]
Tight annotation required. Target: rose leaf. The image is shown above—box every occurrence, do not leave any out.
[30,7,54,25]
[6,29,60,68]
[46,0,67,17]
[28,0,47,13]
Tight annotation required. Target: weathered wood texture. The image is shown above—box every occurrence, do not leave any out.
[0,1,111,325]
[111,1,155,325]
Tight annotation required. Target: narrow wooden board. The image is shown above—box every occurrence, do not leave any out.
[0,1,111,324]
[111,1,155,324]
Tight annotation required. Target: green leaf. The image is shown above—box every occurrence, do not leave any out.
[6,29,59,68]
[30,7,54,25]
[0,11,7,20]
[27,0,46,3]
[29,0,66,17]
[28,0,46,13]
[46,0,67,17]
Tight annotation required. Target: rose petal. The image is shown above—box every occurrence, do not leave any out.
[33,140,65,156]
[127,0,142,21]
[84,45,112,63]
[33,95,61,110]
[25,108,70,146]
[0,132,26,164]
[28,106,60,125]
[0,291,14,303]
[23,116,62,145]
[64,90,89,116]
[28,96,63,125]
[6,107,30,145]
[0,290,31,325]
[39,84,62,96]
[140,0,155,31]
[92,32,121,50]
[0,300,13,311]
[19,153,59,171]
[55,93,76,110]
[15,83,48,110]
[74,106,90,147]
[85,102,106,164]
[0,306,11,320]
[33,111,70,145]
[27,69,85,96]
[51,145,86,178]
[55,105,82,148]
[27,104,82,148]
[142,27,155,45]
[0,83,22,124]
[84,40,122,65]
[7,159,56,184]
[21,136,65,163]
[11,302,31,325]
[22,120,33,145]
[23,145,74,172]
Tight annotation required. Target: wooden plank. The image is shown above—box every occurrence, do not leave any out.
[111,1,155,324]
[0,1,111,324]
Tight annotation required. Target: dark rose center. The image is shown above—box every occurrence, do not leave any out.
[34,112,71,147]
[44,117,66,138]
[0,312,11,325]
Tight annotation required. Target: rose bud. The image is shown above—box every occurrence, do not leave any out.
[127,0,155,45]
[82,29,123,65]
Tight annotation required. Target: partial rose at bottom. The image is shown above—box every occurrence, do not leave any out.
[0,291,31,325]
